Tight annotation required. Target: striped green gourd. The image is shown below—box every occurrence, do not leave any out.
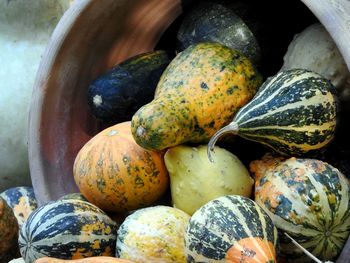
[207,68,338,159]
[185,195,279,262]
[19,199,118,262]
[251,156,350,262]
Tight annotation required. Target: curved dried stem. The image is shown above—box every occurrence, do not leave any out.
[207,122,239,162]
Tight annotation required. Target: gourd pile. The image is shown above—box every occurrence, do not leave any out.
[2,0,350,263]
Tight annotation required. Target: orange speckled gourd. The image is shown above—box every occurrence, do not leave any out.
[35,256,134,263]
[0,197,19,261]
[73,121,169,213]
[131,42,262,150]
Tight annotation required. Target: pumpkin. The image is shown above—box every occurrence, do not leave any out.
[116,205,190,262]
[87,50,172,124]
[185,195,278,262]
[208,68,338,160]
[131,42,262,151]
[176,0,261,65]
[0,186,38,228]
[34,256,134,263]
[73,121,169,213]
[164,144,253,215]
[0,196,19,262]
[18,199,118,262]
[251,155,350,262]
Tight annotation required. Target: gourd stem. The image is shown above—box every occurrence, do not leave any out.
[284,233,333,263]
[207,122,239,162]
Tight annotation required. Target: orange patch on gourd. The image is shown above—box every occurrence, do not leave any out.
[225,237,276,263]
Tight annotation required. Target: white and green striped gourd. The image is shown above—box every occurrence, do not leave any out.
[208,68,338,159]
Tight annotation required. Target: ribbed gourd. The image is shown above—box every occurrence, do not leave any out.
[19,199,118,262]
[131,42,262,151]
[116,205,190,262]
[185,195,279,262]
[73,121,169,213]
[0,186,38,228]
[251,156,350,262]
[208,68,338,159]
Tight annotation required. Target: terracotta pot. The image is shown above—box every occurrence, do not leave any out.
[28,0,350,261]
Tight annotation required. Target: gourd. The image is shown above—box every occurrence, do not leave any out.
[0,186,38,228]
[185,195,278,262]
[208,68,338,159]
[116,205,190,262]
[176,1,261,65]
[18,199,118,262]
[58,193,88,202]
[0,0,73,191]
[0,196,19,262]
[87,50,172,124]
[131,42,262,151]
[164,144,253,215]
[34,257,134,263]
[281,23,350,104]
[73,121,169,213]
[251,155,350,262]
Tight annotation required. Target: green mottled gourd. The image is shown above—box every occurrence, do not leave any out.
[208,68,338,159]
[131,42,262,151]
[251,156,350,262]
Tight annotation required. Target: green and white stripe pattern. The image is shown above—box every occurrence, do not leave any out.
[208,69,338,159]
[19,199,117,262]
[184,195,278,262]
[255,157,350,262]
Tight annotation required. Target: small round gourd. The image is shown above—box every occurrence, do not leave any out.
[252,156,350,262]
[19,199,118,262]
[73,121,169,213]
[0,186,38,228]
[185,195,278,262]
[116,205,190,262]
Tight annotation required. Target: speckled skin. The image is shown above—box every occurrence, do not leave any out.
[251,156,350,262]
[131,42,262,151]
[116,205,190,263]
[34,256,134,263]
[73,121,169,213]
[19,199,118,262]
[0,197,19,261]
[0,186,37,228]
[184,195,278,262]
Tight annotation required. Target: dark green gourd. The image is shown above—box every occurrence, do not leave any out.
[208,69,338,159]
[177,0,261,65]
[88,50,172,124]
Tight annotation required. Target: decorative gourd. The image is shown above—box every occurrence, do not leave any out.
[185,195,278,262]
[73,121,169,213]
[251,155,350,262]
[116,205,190,262]
[0,186,38,228]
[88,50,172,124]
[34,257,134,263]
[131,42,262,151]
[281,23,350,104]
[164,145,253,215]
[176,1,261,65]
[19,199,118,262]
[58,192,88,202]
[208,68,338,159]
[0,196,19,262]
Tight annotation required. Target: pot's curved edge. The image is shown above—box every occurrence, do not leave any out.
[28,0,92,205]
[301,0,350,72]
